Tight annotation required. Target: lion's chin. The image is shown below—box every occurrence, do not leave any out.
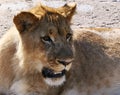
[44,76,66,86]
[42,67,66,86]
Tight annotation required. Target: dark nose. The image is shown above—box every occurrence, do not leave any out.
[56,59,73,66]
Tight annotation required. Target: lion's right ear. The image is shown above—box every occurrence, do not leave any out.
[13,12,38,33]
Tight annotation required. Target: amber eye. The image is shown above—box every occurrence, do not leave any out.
[41,36,52,44]
[66,33,72,42]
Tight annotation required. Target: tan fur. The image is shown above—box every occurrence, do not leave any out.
[1,3,120,95]
[47,28,120,95]
[0,3,76,95]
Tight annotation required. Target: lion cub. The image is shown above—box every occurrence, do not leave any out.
[0,3,76,95]
[1,2,120,95]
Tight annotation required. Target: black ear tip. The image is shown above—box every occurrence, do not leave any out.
[64,3,67,7]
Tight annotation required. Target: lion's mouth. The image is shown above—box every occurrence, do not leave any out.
[42,67,66,78]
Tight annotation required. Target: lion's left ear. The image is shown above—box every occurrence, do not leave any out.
[58,2,76,22]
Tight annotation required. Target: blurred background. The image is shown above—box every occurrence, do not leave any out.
[0,0,120,37]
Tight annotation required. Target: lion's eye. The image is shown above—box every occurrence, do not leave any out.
[41,36,52,44]
[66,33,72,42]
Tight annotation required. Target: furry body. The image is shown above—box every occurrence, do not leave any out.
[1,3,120,95]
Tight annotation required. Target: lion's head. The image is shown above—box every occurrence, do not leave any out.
[13,3,76,86]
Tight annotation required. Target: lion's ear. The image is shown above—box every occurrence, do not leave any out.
[13,12,38,33]
[58,2,76,22]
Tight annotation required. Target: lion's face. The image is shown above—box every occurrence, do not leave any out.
[13,3,76,86]
[40,17,74,86]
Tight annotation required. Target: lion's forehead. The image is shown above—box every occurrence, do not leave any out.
[37,19,71,38]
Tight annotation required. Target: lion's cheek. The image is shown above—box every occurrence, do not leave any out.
[65,63,72,71]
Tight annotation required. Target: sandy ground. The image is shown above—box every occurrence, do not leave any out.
[0,0,120,38]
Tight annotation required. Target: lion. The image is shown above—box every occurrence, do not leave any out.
[46,28,120,95]
[1,2,120,95]
[41,6,120,95]
[0,3,76,95]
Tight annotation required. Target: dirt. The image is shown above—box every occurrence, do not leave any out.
[0,0,120,37]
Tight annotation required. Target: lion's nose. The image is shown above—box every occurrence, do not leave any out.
[56,59,73,66]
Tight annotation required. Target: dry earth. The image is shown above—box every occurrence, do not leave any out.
[0,0,120,38]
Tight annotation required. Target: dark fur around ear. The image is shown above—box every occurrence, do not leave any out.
[13,12,38,33]
[58,2,77,22]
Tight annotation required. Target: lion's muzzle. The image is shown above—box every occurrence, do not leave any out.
[42,67,66,78]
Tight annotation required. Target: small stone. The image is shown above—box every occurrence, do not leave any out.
[106,9,109,11]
